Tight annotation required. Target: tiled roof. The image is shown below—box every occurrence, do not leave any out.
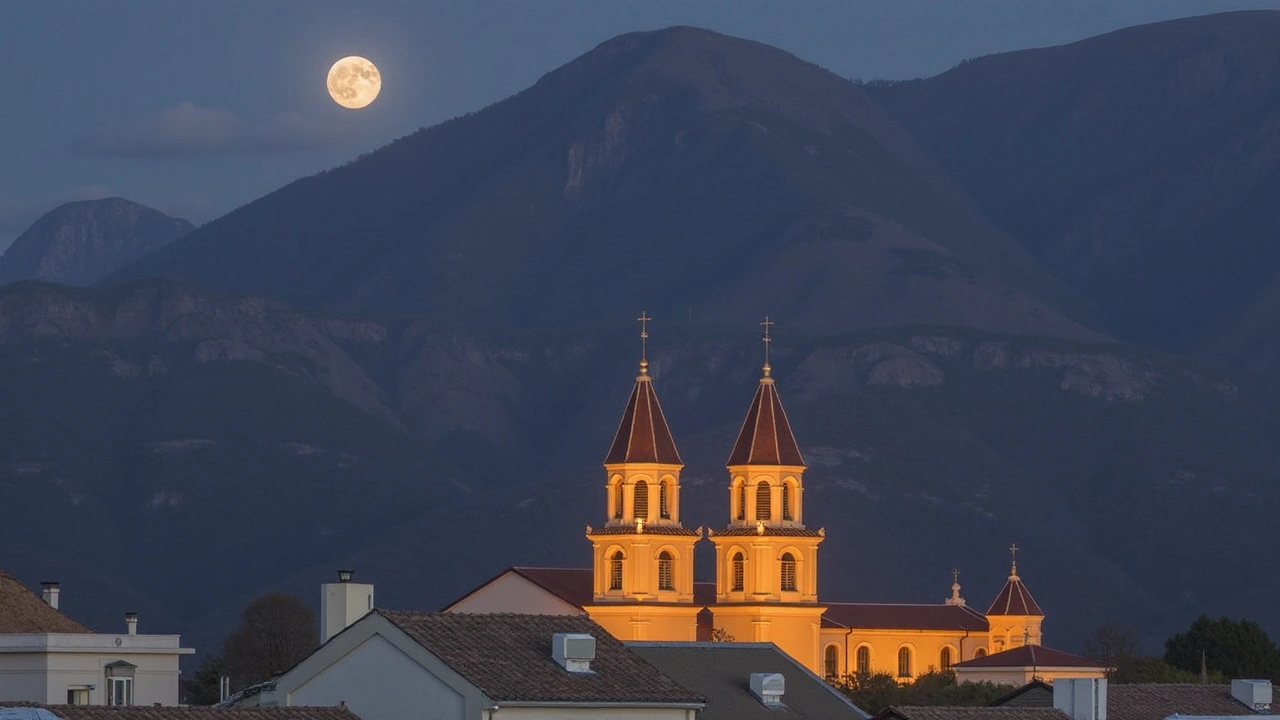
[0,570,93,634]
[588,524,701,536]
[630,642,868,720]
[877,707,1069,720]
[605,368,682,465]
[986,571,1043,617]
[988,679,1053,708]
[1107,683,1265,720]
[11,706,360,720]
[494,567,715,608]
[378,611,704,705]
[711,526,823,537]
[952,645,1108,669]
[727,374,806,467]
[822,603,989,632]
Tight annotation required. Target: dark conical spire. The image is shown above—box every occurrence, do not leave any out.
[605,313,682,466]
[726,371,805,467]
[986,544,1044,616]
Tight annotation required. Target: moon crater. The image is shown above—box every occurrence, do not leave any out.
[327,56,381,109]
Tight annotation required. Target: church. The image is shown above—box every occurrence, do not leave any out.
[448,319,1089,682]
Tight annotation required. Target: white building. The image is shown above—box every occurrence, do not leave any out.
[0,569,194,705]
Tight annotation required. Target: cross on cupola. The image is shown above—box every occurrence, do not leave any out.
[760,315,774,377]
[637,310,652,375]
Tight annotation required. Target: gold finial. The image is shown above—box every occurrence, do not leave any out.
[1009,543,1019,577]
[637,310,652,376]
[760,315,774,377]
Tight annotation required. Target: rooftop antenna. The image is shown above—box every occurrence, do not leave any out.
[637,310,652,376]
[761,315,774,378]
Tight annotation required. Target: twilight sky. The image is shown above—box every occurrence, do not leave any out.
[3,0,1280,250]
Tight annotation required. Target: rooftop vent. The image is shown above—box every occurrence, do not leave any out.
[1054,678,1106,720]
[40,582,60,610]
[750,672,785,706]
[552,633,596,673]
[1232,679,1272,711]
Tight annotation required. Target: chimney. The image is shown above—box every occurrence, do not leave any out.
[1232,680,1272,711]
[552,633,596,673]
[41,582,60,610]
[1054,678,1106,720]
[750,673,785,706]
[125,612,138,636]
[321,570,374,643]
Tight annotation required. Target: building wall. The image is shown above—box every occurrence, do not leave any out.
[711,605,824,673]
[447,574,583,616]
[0,652,48,703]
[0,645,183,705]
[289,634,465,720]
[818,628,987,681]
[586,604,700,642]
[954,666,1105,686]
[485,707,694,720]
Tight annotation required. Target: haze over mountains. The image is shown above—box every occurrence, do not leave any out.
[4,12,1280,659]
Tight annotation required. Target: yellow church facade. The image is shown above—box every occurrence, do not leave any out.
[447,322,1082,683]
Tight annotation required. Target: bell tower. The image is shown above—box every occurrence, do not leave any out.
[586,312,702,641]
[985,544,1045,653]
[708,317,825,671]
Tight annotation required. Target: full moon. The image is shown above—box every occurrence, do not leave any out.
[327,56,381,109]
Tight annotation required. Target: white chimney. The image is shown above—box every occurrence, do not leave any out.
[552,633,596,673]
[41,582,60,610]
[125,612,138,636]
[1232,680,1272,711]
[321,570,374,643]
[750,673,786,706]
[1054,678,1106,720]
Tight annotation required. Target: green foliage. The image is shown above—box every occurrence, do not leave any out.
[183,654,226,706]
[1111,656,1204,684]
[834,670,1014,715]
[1085,622,1143,666]
[1164,615,1280,682]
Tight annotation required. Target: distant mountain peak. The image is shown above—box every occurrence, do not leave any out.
[0,198,193,287]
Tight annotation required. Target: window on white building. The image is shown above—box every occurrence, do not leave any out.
[108,677,133,706]
[66,687,90,705]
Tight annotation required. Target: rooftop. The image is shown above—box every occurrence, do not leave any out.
[952,645,1108,670]
[0,708,359,720]
[986,568,1043,617]
[630,641,868,720]
[822,603,989,632]
[0,571,93,634]
[876,707,1070,720]
[1107,683,1271,720]
[378,610,704,705]
[727,371,805,468]
[604,364,683,466]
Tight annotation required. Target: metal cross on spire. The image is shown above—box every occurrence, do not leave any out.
[1009,542,1019,575]
[952,568,961,584]
[761,315,774,376]
[637,310,652,375]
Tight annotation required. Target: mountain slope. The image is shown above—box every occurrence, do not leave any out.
[867,10,1280,362]
[109,27,1097,340]
[0,198,192,286]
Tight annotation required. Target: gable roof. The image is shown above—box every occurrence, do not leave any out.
[988,679,1053,708]
[986,571,1043,617]
[629,641,869,720]
[377,611,704,705]
[876,707,1070,720]
[0,571,93,634]
[22,707,360,720]
[952,645,1108,670]
[1106,683,1267,720]
[605,367,683,465]
[452,567,717,611]
[822,603,989,632]
[727,374,805,467]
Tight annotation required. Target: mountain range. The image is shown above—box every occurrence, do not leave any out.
[4,12,1280,660]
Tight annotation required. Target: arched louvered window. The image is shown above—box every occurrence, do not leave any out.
[731,552,745,591]
[780,552,797,592]
[609,551,624,591]
[974,648,987,659]
[940,647,953,671]
[824,645,840,681]
[736,483,746,520]
[782,482,793,521]
[614,481,623,519]
[897,647,913,678]
[659,481,670,519]
[658,551,674,591]
[756,481,771,521]
[634,480,648,520]
[856,646,871,674]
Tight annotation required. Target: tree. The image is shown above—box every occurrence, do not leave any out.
[222,592,318,691]
[834,670,1014,715]
[708,627,735,642]
[1085,623,1143,667]
[183,654,226,705]
[1164,614,1280,681]
[1111,656,1203,684]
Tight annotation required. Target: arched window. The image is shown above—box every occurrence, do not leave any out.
[756,481,771,521]
[940,647,952,671]
[856,646,871,674]
[736,483,746,520]
[634,480,648,520]
[609,551,624,591]
[974,648,987,659]
[731,552,745,591]
[658,551,674,591]
[897,647,913,678]
[659,481,670,519]
[824,645,840,681]
[782,483,793,521]
[614,482,623,519]
[780,552,797,592]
